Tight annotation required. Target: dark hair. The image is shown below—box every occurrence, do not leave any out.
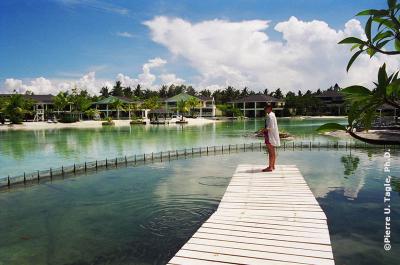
[264,104,273,110]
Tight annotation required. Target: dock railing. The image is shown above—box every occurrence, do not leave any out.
[1,141,397,190]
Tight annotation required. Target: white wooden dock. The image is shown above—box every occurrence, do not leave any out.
[168,164,335,265]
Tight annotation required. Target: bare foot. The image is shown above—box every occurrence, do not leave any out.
[262,167,273,172]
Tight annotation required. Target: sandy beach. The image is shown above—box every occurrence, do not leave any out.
[279,115,347,120]
[0,118,218,131]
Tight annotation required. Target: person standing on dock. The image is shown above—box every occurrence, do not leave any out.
[262,104,280,172]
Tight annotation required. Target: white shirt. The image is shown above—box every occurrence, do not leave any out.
[266,112,280,147]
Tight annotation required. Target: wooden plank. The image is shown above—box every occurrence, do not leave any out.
[167,165,335,265]
[186,237,333,258]
[192,232,333,252]
[181,242,334,265]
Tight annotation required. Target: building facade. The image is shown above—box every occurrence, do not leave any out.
[230,94,285,118]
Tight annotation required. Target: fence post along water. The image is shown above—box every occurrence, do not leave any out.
[0,141,397,190]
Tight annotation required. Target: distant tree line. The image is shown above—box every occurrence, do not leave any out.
[0,82,345,124]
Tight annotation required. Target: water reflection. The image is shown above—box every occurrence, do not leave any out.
[0,150,398,265]
[0,118,347,177]
[341,155,360,176]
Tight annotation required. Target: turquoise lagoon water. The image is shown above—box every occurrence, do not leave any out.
[0,118,347,178]
[0,149,399,265]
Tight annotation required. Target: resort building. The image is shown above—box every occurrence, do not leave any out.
[316,84,345,115]
[0,93,58,121]
[230,94,285,117]
[164,92,216,117]
[93,95,147,119]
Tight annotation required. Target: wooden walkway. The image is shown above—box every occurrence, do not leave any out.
[168,164,335,265]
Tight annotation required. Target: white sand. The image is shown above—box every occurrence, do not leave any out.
[279,116,347,120]
[0,118,218,131]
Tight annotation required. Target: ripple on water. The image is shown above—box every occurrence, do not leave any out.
[198,176,230,187]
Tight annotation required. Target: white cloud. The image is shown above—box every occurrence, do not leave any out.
[2,57,181,95]
[116,57,170,88]
[116,31,134,38]
[145,16,400,92]
[159,74,185,85]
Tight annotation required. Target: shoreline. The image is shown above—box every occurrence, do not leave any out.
[0,118,219,131]
[278,115,347,120]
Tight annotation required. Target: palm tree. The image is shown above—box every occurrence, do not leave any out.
[126,102,138,120]
[4,93,33,124]
[186,97,200,117]
[177,100,189,120]
[53,91,70,115]
[84,108,100,120]
[111,99,125,119]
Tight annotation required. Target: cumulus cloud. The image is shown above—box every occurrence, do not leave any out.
[116,57,169,88]
[3,72,106,95]
[2,57,183,95]
[145,16,400,92]
[159,74,185,85]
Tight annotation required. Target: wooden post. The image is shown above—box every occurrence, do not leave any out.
[292,142,295,150]
[207,146,209,155]
[309,141,312,151]
[144,154,146,163]
[222,145,224,154]
[73,164,76,173]
[37,170,40,181]
[50,168,53,179]
[160,152,163,162]
[151,152,154,162]
[23,172,26,184]
[106,158,108,169]
[236,143,238,152]
[184,149,187,158]
[192,148,194,156]
[244,143,246,152]
[125,156,127,166]
[62,166,64,176]
[259,142,261,151]
[229,144,231,153]
[283,142,286,151]
[7,176,10,188]
[115,157,118,167]
[95,160,98,170]
[84,162,87,172]
[176,150,178,158]
[168,151,171,160]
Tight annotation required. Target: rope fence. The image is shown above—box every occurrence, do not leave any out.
[0,141,397,190]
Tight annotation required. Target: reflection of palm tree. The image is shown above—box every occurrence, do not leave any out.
[341,155,360,176]
[111,99,125,119]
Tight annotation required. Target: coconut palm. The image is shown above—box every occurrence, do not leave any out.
[177,100,189,120]
[186,97,200,117]
[53,91,70,114]
[3,93,33,124]
[111,99,125,119]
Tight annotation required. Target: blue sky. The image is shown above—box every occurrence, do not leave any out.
[0,0,388,93]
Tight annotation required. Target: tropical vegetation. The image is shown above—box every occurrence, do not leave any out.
[318,0,400,144]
